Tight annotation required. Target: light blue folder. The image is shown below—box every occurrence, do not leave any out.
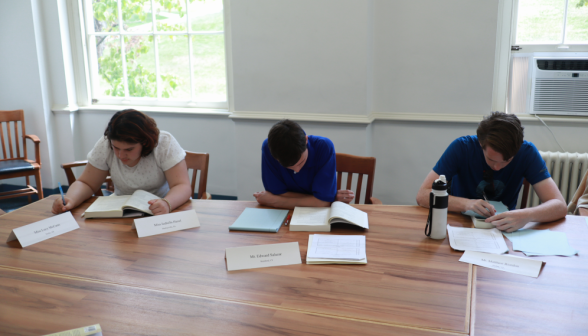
[461,201,509,219]
[229,208,289,233]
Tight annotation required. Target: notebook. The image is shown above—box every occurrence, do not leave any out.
[228,208,289,233]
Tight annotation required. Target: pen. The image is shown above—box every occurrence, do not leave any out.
[58,182,66,206]
[482,192,495,216]
[284,214,292,226]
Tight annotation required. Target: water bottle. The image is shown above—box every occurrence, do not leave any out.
[425,175,448,239]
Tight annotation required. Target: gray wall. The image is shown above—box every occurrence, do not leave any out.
[1,0,587,205]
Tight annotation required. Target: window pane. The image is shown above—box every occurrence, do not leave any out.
[565,0,588,43]
[122,0,153,33]
[96,35,124,97]
[516,0,566,44]
[154,0,188,32]
[92,0,120,33]
[157,35,190,99]
[189,0,224,32]
[125,35,157,98]
[191,35,226,101]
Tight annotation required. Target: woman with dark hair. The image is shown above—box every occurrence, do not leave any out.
[52,109,191,215]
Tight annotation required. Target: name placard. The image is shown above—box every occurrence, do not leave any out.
[225,242,301,271]
[459,250,544,278]
[132,210,200,238]
[6,212,79,248]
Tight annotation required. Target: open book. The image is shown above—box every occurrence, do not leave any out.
[83,190,158,218]
[289,201,369,232]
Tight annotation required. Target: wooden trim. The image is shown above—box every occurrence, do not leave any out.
[468,266,478,336]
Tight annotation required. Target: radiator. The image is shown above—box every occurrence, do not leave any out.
[522,151,588,208]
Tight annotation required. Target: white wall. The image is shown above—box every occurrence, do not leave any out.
[3,0,588,206]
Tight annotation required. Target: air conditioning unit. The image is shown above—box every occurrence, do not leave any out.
[530,57,588,116]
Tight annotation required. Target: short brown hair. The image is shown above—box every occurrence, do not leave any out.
[477,112,524,161]
[104,109,159,157]
[268,119,306,167]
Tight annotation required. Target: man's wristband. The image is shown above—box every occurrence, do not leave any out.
[162,198,172,212]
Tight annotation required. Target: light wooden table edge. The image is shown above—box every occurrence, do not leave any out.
[0,265,472,336]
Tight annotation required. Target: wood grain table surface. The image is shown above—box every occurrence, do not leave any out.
[471,215,588,336]
[0,196,473,335]
[0,196,585,335]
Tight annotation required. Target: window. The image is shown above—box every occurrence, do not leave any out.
[83,0,227,108]
[513,0,588,50]
[503,0,588,114]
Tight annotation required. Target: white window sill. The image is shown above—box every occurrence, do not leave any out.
[52,104,231,116]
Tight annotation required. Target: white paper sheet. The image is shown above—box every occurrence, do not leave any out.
[225,242,302,271]
[459,251,543,277]
[6,212,79,248]
[132,210,200,238]
[306,234,366,260]
[447,225,508,254]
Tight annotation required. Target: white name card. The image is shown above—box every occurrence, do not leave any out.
[459,250,544,278]
[6,212,79,248]
[225,242,302,271]
[132,210,200,238]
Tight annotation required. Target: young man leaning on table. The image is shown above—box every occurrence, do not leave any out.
[254,119,353,209]
[416,112,567,232]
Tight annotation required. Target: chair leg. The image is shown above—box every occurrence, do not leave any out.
[34,171,43,199]
[26,176,31,203]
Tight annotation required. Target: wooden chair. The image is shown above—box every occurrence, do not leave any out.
[62,151,211,199]
[336,153,381,204]
[0,110,43,202]
[520,179,530,209]
[61,160,113,196]
[185,151,211,199]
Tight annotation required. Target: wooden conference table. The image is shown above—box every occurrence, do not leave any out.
[0,196,586,335]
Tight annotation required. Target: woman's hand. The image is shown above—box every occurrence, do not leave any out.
[148,199,171,215]
[51,197,75,214]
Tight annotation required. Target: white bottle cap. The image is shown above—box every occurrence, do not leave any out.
[436,175,447,183]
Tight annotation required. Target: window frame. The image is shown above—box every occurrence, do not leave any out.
[511,0,588,52]
[492,0,588,113]
[79,0,229,110]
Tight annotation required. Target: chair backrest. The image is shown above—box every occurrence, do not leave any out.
[185,151,209,199]
[61,160,106,196]
[336,153,376,204]
[0,110,28,161]
[62,151,210,199]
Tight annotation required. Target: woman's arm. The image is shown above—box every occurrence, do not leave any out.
[52,164,109,214]
[148,159,192,215]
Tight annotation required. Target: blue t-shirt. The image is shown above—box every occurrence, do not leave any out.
[433,135,550,210]
[261,135,337,202]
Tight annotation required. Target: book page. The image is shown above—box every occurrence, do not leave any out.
[86,195,130,212]
[290,207,331,227]
[307,234,366,260]
[124,190,157,215]
[447,225,508,254]
[329,201,369,229]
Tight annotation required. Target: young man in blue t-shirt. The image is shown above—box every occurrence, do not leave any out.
[416,112,567,232]
[254,119,354,209]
